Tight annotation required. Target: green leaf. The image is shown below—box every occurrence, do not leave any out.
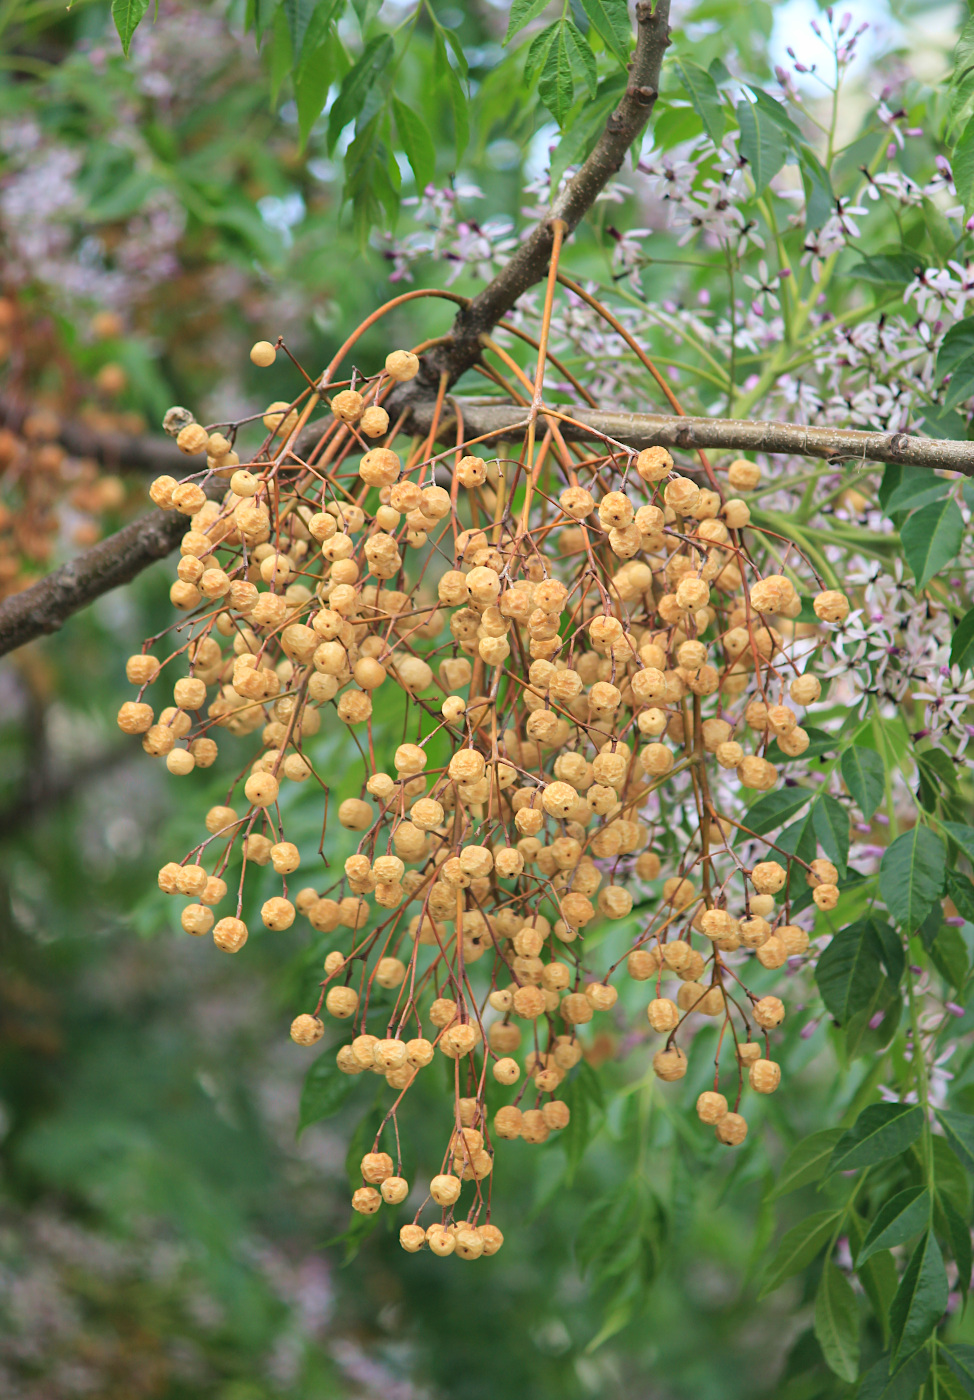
[767,725,833,766]
[829,1103,924,1175]
[298,1053,354,1134]
[769,1128,844,1199]
[392,98,435,190]
[951,606,974,673]
[850,252,922,285]
[942,1199,973,1296]
[813,794,849,877]
[816,919,884,1025]
[746,86,804,142]
[942,822,974,864]
[857,1189,930,1266]
[284,0,316,57]
[879,827,946,931]
[111,0,149,56]
[944,1345,974,1395]
[295,36,336,148]
[433,30,469,160]
[947,17,974,138]
[534,21,582,124]
[815,1263,860,1384]
[759,1210,843,1298]
[799,145,835,230]
[296,0,341,69]
[889,1230,948,1366]
[675,59,725,145]
[841,746,886,822]
[901,498,964,590]
[916,749,959,815]
[746,786,812,835]
[938,318,974,407]
[564,21,597,100]
[953,113,974,216]
[883,467,953,516]
[929,924,969,990]
[947,870,974,923]
[737,97,788,194]
[858,1349,930,1400]
[936,1109,974,1174]
[327,35,392,151]
[504,0,552,43]
[579,0,631,65]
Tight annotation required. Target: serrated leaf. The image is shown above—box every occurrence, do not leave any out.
[737,97,788,193]
[759,1210,842,1298]
[850,251,922,285]
[298,1052,354,1134]
[829,1103,924,1175]
[936,1109,974,1174]
[747,86,804,142]
[943,822,974,864]
[579,0,631,65]
[901,497,964,590]
[883,468,953,516]
[929,924,969,990]
[746,786,812,835]
[945,1346,974,1396]
[504,0,552,43]
[537,21,579,124]
[943,1199,973,1296]
[879,827,946,931]
[112,0,149,55]
[889,1230,948,1366]
[816,920,884,1025]
[295,33,337,148]
[952,606,974,673]
[813,794,850,877]
[947,869,974,923]
[392,98,435,190]
[564,21,597,99]
[815,1263,860,1384]
[858,1349,930,1400]
[433,30,469,162]
[675,59,725,145]
[841,746,886,822]
[327,35,392,151]
[770,1129,844,1199]
[857,1188,930,1266]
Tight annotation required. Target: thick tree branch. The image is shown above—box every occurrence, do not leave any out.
[0,507,187,655]
[406,398,974,475]
[389,0,672,418]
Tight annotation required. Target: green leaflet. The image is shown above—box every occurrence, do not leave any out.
[299,1052,355,1134]
[856,1188,930,1266]
[878,827,946,931]
[840,745,886,822]
[579,0,631,65]
[112,0,149,56]
[759,1209,842,1298]
[815,919,884,1025]
[392,99,436,190]
[935,1109,974,1174]
[504,0,551,43]
[814,1263,860,1384]
[951,606,974,672]
[736,97,788,193]
[901,498,964,590]
[942,822,974,864]
[769,1128,843,1199]
[828,1103,924,1174]
[675,59,725,145]
[812,793,849,876]
[889,1230,948,1366]
[746,786,812,834]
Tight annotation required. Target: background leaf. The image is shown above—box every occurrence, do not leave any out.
[900,498,964,590]
[879,827,946,931]
[814,1263,860,1384]
[736,98,788,193]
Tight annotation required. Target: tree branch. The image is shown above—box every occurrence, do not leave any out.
[405,398,974,475]
[389,0,672,416]
[0,506,187,656]
[0,394,183,474]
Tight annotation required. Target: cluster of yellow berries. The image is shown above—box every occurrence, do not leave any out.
[118,331,851,1252]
